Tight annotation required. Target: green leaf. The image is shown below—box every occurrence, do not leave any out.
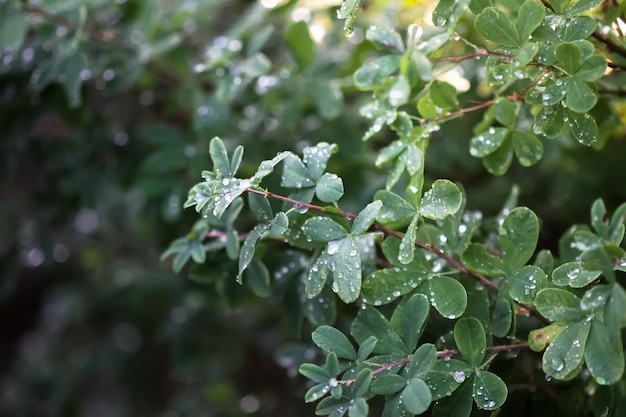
[535,288,586,321]
[533,104,565,138]
[542,319,590,380]
[564,0,604,15]
[512,130,543,167]
[580,285,612,311]
[576,55,606,82]
[303,286,337,326]
[566,79,597,113]
[585,320,624,385]
[551,261,601,288]
[473,370,507,410]
[492,298,513,337]
[492,97,517,127]
[499,207,539,271]
[461,243,506,277]
[507,265,548,303]
[371,374,407,395]
[282,155,316,188]
[432,0,471,27]
[556,42,581,74]
[427,276,468,319]
[312,326,357,360]
[244,260,270,297]
[470,127,508,158]
[432,377,473,417]
[352,368,372,398]
[248,191,272,223]
[567,110,598,145]
[349,397,369,417]
[316,173,344,203]
[402,294,430,351]
[475,7,521,47]
[419,180,463,220]
[430,80,459,110]
[387,76,411,107]
[516,0,545,42]
[283,20,315,70]
[580,244,625,284]
[252,151,291,182]
[237,224,268,283]
[375,190,415,226]
[354,55,401,89]
[0,6,27,52]
[401,378,432,415]
[407,344,438,379]
[302,142,337,180]
[454,317,486,366]
[328,236,362,303]
[336,0,362,32]
[563,16,596,42]
[351,306,409,355]
[362,266,427,306]
[357,336,377,361]
[270,212,289,236]
[366,26,405,52]
[425,359,474,401]
[351,201,383,235]
[210,137,236,178]
[307,254,331,298]
[398,214,420,264]
[299,363,331,384]
[302,217,349,242]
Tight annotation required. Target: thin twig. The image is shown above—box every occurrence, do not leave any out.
[344,342,531,385]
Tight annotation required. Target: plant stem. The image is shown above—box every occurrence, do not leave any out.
[245,187,549,324]
[345,342,530,385]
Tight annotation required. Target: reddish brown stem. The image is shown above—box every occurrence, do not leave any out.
[345,342,530,385]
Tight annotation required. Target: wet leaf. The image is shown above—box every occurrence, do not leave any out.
[312,326,357,360]
[475,7,521,48]
[461,243,505,277]
[302,217,349,242]
[535,288,587,321]
[454,317,486,366]
[366,26,405,52]
[473,370,507,410]
[512,130,543,167]
[401,294,430,351]
[567,110,598,145]
[316,173,345,203]
[507,265,548,303]
[427,276,467,319]
[516,0,545,42]
[566,79,597,113]
[351,306,409,355]
[419,180,463,220]
[400,378,432,415]
[499,207,539,271]
[551,261,601,288]
[542,319,590,380]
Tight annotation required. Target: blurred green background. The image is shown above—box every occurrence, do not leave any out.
[1,0,625,415]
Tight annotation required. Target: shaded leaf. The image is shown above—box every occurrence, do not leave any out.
[454,317,486,366]
[473,370,507,410]
[312,326,357,360]
[499,207,539,271]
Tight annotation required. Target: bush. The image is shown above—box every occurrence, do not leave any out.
[2,0,626,416]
